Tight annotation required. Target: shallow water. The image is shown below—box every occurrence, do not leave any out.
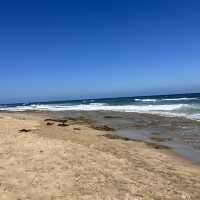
[114,128,200,163]
[115,129,152,141]
[167,143,200,163]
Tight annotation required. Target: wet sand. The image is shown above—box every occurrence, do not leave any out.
[48,110,200,163]
[23,110,200,163]
[0,111,200,200]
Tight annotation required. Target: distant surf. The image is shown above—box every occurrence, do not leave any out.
[1,93,200,120]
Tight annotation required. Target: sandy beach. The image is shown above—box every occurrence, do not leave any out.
[0,112,200,200]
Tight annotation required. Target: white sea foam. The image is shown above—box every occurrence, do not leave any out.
[0,103,191,112]
[161,97,199,101]
[1,103,200,120]
[135,97,199,102]
[135,99,158,102]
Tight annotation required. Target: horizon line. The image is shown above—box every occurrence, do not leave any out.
[1,91,200,106]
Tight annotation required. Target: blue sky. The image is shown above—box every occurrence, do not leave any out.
[0,0,200,103]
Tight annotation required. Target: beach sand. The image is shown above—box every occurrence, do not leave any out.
[0,112,200,200]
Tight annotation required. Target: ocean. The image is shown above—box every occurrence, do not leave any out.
[1,93,200,121]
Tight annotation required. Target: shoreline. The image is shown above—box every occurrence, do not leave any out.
[0,111,200,199]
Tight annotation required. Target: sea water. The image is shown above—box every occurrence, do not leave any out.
[1,93,200,121]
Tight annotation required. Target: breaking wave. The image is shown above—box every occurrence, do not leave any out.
[134,97,199,102]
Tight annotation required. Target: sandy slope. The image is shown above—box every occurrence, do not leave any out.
[0,113,200,200]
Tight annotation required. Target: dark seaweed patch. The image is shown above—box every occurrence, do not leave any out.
[19,129,32,133]
[91,125,115,131]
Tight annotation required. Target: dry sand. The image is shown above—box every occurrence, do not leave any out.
[0,112,200,200]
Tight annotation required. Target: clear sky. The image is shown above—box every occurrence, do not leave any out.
[1,0,200,103]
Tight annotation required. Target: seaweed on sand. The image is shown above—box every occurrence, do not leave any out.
[102,134,132,141]
[19,129,32,133]
[90,125,115,131]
